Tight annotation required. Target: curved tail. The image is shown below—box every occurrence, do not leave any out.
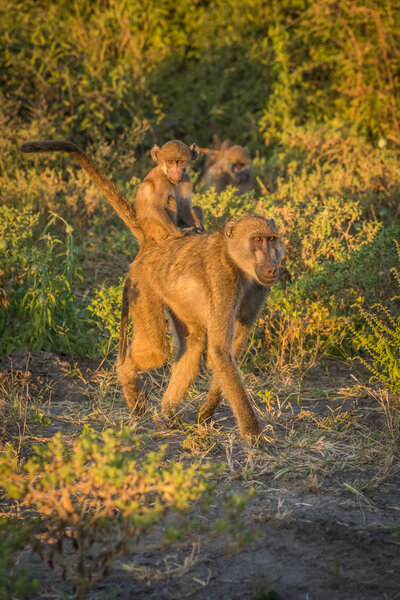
[20,140,144,242]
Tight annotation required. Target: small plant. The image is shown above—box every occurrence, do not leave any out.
[193,186,257,229]
[251,585,282,600]
[0,427,252,599]
[0,518,39,600]
[257,389,278,413]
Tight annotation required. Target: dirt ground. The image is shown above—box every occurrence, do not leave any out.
[1,351,399,600]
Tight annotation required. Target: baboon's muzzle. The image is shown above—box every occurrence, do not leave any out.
[256,266,279,286]
[235,170,250,183]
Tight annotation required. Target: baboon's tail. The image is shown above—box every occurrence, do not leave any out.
[20,140,144,243]
[119,276,131,365]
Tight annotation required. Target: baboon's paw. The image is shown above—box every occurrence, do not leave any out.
[239,420,262,444]
[197,405,216,423]
[121,380,148,415]
[130,397,148,416]
[159,407,186,430]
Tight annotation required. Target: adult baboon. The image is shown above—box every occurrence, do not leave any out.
[118,214,284,441]
[20,139,203,255]
[203,140,254,194]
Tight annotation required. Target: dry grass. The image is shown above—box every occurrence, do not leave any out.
[2,355,399,490]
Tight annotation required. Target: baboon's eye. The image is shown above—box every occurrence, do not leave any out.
[267,236,276,242]
[177,160,186,167]
[166,160,174,166]
[253,236,263,243]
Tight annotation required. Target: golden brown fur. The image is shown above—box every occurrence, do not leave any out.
[203,140,254,194]
[20,139,204,255]
[118,214,285,441]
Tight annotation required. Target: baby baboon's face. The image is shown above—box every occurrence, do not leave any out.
[151,140,199,185]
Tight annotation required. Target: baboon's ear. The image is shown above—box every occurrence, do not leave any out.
[151,145,161,162]
[208,149,220,165]
[220,139,231,151]
[189,143,199,161]
[268,218,277,229]
[225,221,236,238]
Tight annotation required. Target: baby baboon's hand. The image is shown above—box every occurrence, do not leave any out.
[181,226,205,235]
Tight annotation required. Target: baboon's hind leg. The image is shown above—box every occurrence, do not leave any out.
[161,319,205,418]
[118,281,169,413]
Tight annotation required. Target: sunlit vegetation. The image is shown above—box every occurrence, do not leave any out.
[1,0,399,598]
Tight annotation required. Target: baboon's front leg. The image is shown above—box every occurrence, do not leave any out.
[207,310,260,441]
[198,284,267,423]
[198,320,251,422]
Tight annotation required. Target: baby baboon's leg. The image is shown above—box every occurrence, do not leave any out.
[118,280,169,413]
[192,205,204,230]
[161,319,205,418]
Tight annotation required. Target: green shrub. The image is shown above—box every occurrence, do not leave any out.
[254,224,400,373]
[352,241,400,399]
[2,0,398,153]
[194,186,257,230]
[0,427,253,599]
[0,206,84,354]
[87,277,125,355]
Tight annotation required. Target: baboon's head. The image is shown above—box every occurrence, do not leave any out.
[224,144,252,185]
[151,140,199,185]
[225,215,284,285]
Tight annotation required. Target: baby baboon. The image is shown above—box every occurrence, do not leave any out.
[20,139,203,254]
[203,140,254,194]
[137,140,204,251]
[118,214,285,441]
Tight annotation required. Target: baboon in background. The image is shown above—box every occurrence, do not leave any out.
[203,139,254,194]
[20,139,203,256]
[118,214,285,441]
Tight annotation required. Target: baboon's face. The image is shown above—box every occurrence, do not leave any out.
[226,216,284,286]
[250,234,281,285]
[162,158,189,184]
[226,146,252,184]
[151,141,199,185]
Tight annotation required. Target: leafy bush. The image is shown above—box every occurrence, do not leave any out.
[0,427,253,599]
[0,206,84,354]
[352,241,400,399]
[87,277,125,355]
[256,128,400,223]
[2,0,399,153]
[193,186,257,229]
[254,224,400,373]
